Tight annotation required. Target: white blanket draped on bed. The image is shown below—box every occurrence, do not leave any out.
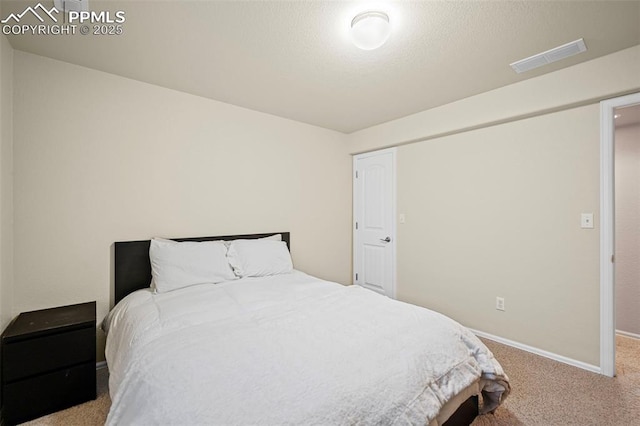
[104,271,509,425]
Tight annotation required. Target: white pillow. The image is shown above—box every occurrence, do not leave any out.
[149,237,177,291]
[149,238,236,293]
[226,239,293,278]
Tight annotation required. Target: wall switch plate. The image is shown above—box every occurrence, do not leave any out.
[399,213,405,224]
[496,297,505,311]
[581,213,594,229]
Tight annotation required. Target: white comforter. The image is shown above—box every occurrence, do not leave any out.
[104,271,509,425]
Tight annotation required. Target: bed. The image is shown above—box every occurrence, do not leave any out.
[104,232,509,425]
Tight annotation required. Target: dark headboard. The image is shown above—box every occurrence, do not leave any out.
[114,232,290,306]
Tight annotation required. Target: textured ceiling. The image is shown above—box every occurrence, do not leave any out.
[2,0,640,133]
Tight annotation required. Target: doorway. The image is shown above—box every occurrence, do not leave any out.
[353,148,397,298]
[614,104,640,344]
[600,92,640,377]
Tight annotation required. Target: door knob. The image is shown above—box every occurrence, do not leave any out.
[380,236,391,243]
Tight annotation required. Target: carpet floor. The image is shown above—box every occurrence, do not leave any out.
[20,336,640,425]
[471,335,640,425]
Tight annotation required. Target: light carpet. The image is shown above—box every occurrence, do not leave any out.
[471,335,640,425]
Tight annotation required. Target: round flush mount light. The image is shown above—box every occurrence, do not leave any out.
[350,11,390,50]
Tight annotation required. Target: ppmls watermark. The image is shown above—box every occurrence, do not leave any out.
[1,2,126,36]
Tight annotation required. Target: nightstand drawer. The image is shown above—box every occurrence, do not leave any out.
[2,361,96,425]
[3,326,95,382]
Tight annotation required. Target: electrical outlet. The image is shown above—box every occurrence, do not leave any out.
[496,297,505,311]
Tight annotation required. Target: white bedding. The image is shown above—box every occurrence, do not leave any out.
[104,271,509,425]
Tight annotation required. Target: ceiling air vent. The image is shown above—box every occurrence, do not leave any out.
[510,38,587,74]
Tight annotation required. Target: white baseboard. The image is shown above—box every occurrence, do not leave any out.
[469,328,602,375]
[96,361,108,370]
[616,329,640,340]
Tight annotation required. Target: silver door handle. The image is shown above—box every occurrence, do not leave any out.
[380,236,391,243]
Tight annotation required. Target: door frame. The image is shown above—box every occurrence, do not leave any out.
[353,147,397,298]
[600,91,640,377]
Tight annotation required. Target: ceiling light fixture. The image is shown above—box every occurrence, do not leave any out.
[350,11,390,50]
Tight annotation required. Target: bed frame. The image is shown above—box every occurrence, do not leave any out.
[112,231,478,425]
[114,232,290,306]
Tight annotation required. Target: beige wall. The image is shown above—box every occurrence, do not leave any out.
[347,46,640,367]
[0,33,14,331]
[12,52,351,358]
[615,122,640,336]
[396,105,600,365]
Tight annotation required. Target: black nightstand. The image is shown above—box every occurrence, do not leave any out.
[1,302,97,425]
